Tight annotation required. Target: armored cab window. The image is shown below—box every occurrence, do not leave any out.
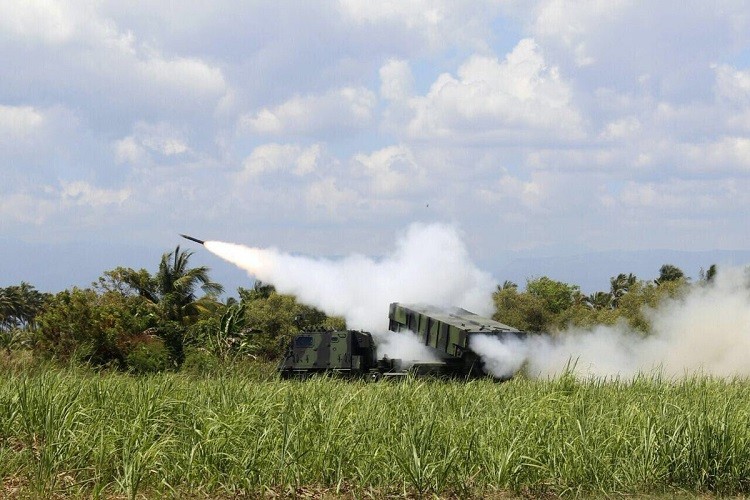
[294,335,314,348]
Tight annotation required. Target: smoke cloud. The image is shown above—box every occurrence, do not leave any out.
[475,267,750,379]
[203,223,495,361]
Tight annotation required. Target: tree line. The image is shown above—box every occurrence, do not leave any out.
[1,246,715,373]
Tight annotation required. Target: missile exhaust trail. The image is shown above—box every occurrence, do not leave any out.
[179,234,205,245]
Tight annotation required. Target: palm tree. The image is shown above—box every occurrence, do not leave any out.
[0,282,46,331]
[609,273,636,307]
[154,246,224,324]
[585,291,613,310]
[120,246,224,364]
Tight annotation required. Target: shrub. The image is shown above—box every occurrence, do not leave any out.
[125,337,170,374]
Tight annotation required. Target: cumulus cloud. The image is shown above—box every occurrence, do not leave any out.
[8,1,750,286]
[379,59,414,101]
[406,38,584,143]
[1,1,229,117]
[354,145,425,195]
[528,0,750,103]
[681,136,750,172]
[0,104,44,140]
[238,143,324,179]
[0,0,77,44]
[305,177,359,215]
[532,0,630,68]
[714,64,750,105]
[114,136,145,165]
[337,0,499,51]
[0,180,131,229]
[477,172,546,211]
[133,52,227,101]
[240,87,377,136]
[114,122,191,165]
[616,179,744,214]
[60,181,131,207]
[599,116,642,141]
[0,192,56,226]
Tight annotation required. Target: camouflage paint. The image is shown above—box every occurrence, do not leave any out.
[278,331,378,377]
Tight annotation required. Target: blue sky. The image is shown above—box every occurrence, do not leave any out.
[3,1,750,293]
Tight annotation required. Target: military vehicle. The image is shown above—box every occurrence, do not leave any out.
[278,302,526,380]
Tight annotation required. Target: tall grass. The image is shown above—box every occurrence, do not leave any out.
[1,364,748,497]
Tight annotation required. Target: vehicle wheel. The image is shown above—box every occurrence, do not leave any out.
[369,371,383,382]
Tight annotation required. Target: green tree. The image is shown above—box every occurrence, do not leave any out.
[0,282,47,331]
[0,283,48,352]
[525,277,579,315]
[492,285,552,333]
[105,245,224,365]
[35,288,152,367]
[655,264,685,286]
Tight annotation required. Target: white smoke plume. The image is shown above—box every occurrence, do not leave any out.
[469,334,527,380]
[203,223,496,362]
[475,267,750,379]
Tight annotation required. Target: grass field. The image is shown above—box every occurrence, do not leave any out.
[1,359,749,498]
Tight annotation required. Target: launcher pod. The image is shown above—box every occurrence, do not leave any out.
[387,303,526,379]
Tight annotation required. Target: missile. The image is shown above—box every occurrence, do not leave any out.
[179,234,205,245]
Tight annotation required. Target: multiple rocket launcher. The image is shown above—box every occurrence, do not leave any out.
[278,303,525,379]
[180,233,525,379]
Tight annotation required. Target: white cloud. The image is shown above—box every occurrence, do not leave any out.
[525,147,623,172]
[0,192,56,225]
[616,180,742,213]
[0,0,76,44]
[477,173,546,210]
[599,116,642,141]
[354,145,425,195]
[379,59,414,101]
[114,136,144,164]
[0,104,44,139]
[239,143,323,179]
[528,0,750,102]
[305,177,358,215]
[532,0,629,67]
[134,51,227,100]
[337,0,496,50]
[714,64,750,106]
[681,137,750,171]
[1,1,229,117]
[406,38,584,142]
[60,181,131,207]
[113,122,190,165]
[241,86,377,136]
[8,1,750,282]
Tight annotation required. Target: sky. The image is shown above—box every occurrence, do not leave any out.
[3,1,750,294]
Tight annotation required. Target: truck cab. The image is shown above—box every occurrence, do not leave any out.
[278,330,379,378]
